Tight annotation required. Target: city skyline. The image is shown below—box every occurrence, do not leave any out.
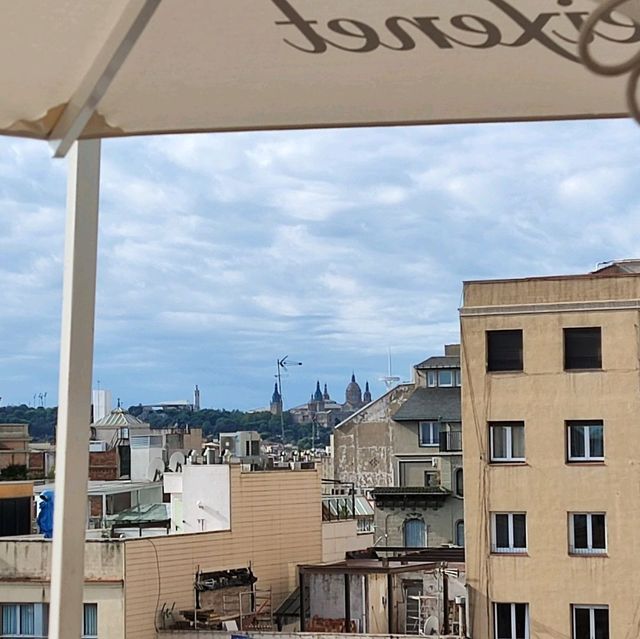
[2,118,639,409]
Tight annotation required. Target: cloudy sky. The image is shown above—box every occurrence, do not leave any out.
[1,119,639,410]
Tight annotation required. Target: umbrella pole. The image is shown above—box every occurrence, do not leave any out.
[49,139,101,639]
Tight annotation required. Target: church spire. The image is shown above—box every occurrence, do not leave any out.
[313,380,323,402]
[363,381,372,404]
[323,383,330,401]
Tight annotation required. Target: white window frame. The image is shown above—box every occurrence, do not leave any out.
[491,513,527,554]
[419,421,440,447]
[0,603,47,638]
[427,371,437,387]
[567,421,604,462]
[454,369,462,386]
[493,603,530,639]
[82,603,98,639]
[571,604,609,639]
[569,513,607,555]
[438,369,454,387]
[490,423,525,462]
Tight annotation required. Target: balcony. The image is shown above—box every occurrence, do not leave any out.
[372,486,450,510]
[439,430,462,453]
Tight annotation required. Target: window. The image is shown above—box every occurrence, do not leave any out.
[487,330,523,372]
[438,369,453,387]
[419,422,440,446]
[83,604,98,639]
[570,513,606,555]
[455,468,464,497]
[493,603,529,639]
[490,422,525,462]
[403,518,426,547]
[564,327,602,370]
[492,513,527,553]
[0,603,47,638]
[424,471,439,487]
[572,605,609,639]
[455,520,465,547]
[567,421,604,462]
[357,517,374,534]
[455,369,462,386]
[427,370,437,387]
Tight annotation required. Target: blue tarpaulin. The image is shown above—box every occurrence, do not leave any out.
[37,489,54,539]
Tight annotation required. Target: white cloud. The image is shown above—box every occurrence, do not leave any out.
[3,119,640,408]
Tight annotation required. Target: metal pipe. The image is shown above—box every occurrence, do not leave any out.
[299,570,305,632]
[344,573,351,633]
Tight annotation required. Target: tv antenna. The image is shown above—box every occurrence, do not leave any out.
[379,348,400,390]
[276,355,302,441]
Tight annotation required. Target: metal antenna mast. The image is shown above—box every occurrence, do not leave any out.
[276,355,302,441]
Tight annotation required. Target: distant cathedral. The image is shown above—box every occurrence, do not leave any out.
[272,373,372,428]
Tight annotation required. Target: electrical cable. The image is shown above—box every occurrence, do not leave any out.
[144,537,162,633]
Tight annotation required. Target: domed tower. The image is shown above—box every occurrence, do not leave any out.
[314,381,323,402]
[345,373,363,409]
[363,381,372,404]
[270,382,282,416]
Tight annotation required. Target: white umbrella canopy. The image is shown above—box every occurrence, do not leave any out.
[1,2,638,639]
[2,0,640,151]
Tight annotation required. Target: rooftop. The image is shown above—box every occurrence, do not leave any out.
[415,355,460,370]
[34,479,162,497]
[392,387,461,422]
[462,265,640,309]
[93,406,146,427]
[593,259,640,274]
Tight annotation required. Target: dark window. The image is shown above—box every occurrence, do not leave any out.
[490,422,525,462]
[570,513,606,554]
[493,513,527,553]
[0,497,31,536]
[567,421,604,462]
[494,603,529,639]
[564,327,602,370]
[455,468,464,497]
[487,330,523,372]
[572,605,609,639]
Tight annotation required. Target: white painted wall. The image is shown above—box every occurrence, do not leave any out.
[163,465,231,534]
[130,439,164,481]
[92,389,112,422]
[321,519,374,563]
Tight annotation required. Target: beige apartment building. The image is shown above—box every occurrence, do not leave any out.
[461,263,640,639]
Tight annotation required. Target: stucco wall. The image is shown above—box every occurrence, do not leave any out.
[0,539,124,581]
[321,519,373,563]
[333,385,415,490]
[462,275,640,638]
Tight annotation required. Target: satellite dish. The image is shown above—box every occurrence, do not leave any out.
[423,616,439,635]
[169,451,185,472]
[147,458,165,481]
